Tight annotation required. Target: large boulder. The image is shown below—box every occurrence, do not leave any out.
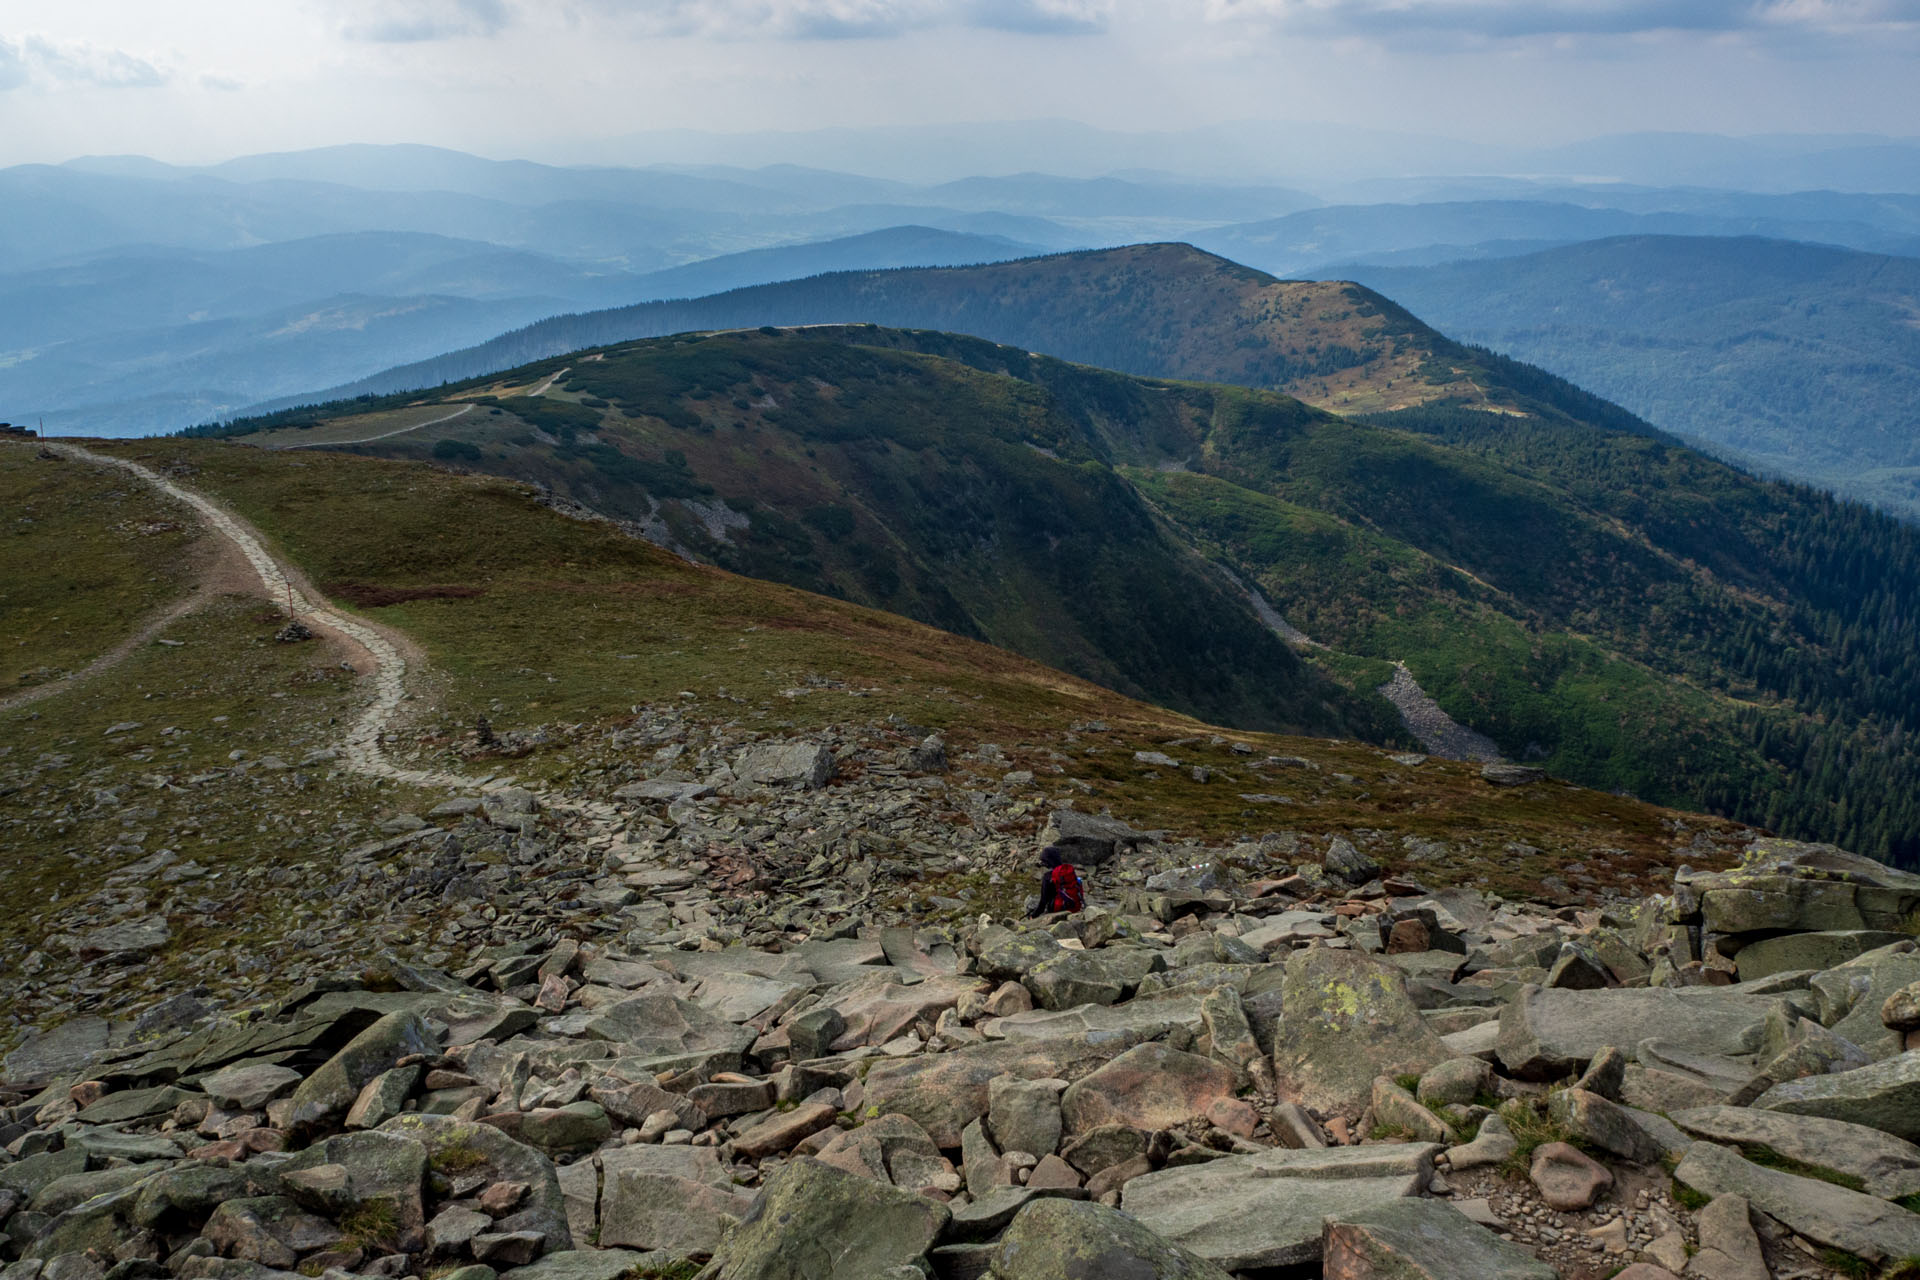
[597,1149,755,1258]
[277,1130,430,1252]
[1060,1043,1236,1135]
[581,993,756,1070]
[1039,810,1160,866]
[735,739,835,790]
[1811,946,1920,1059]
[1121,1143,1436,1271]
[712,1158,948,1280]
[378,1113,572,1252]
[1321,1197,1557,1280]
[988,1078,1064,1158]
[1734,931,1910,982]
[1495,985,1774,1079]
[989,1197,1233,1280]
[1269,949,1454,1114]
[812,1114,958,1194]
[1753,1048,1920,1141]
[1546,1089,1668,1165]
[862,1032,1138,1147]
[1675,1141,1920,1263]
[1672,1105,1920,1199]
[284,1010,439,1137]
[1026,949,1161,1011]
[975,930,1066,983]
[1681,839,1920,935]
[202,1197,342,1270]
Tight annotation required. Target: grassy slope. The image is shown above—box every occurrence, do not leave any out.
[1,441,1732,1015]
[216,324,1920,863]
[1,448,204,688]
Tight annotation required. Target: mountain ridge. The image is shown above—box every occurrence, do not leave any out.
[200,316,1920,865]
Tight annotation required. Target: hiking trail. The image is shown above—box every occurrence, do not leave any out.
[18,441,478,790]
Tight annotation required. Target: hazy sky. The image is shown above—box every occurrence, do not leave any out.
[1,0,1916,169]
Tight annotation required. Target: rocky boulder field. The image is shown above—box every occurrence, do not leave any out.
[6,729,1920,1280]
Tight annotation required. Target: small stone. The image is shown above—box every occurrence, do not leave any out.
[1529,1141,1612,1211]
[477,1181,528,1216]
[470,1232,543,1266]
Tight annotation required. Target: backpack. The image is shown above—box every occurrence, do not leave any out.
[1049,864,1084,913]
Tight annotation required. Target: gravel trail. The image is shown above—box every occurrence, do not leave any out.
[36,441,476,789]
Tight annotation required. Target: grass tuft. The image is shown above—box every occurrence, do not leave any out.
[339,1199,400,1249]
[1671,1179,1709,1212]
[430,1141,489,1174]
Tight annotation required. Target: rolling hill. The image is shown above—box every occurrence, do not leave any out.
[203,320,1920,866]
[282,242,1647,425]
[1345,235,1920,518]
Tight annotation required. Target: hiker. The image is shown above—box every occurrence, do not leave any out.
[1028,845,1084,917]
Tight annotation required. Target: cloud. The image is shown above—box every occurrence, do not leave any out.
[338,0,513,41]
[0,36,168,91]
[584,0,1111,39]
[1201,0,1920,43]
[0,40,27,92]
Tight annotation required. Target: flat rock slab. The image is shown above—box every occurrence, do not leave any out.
[1323,1196,1556,1280]
[712,1157,947,1280]
[1734,930,1910,982]
[1496,985,1775,1078]
[1674,1141,1920,1263]
[3,1016,118,1084]
[498,1250,655,1280]
[993,997,1204,1043]
[1060,1043,1236,1135]
[582,993,757,1062]
[1672,1104,1920,1199]
[991,1197,1232,1280]
[79,1085,200,1126]
[1754,1048,1920,1142]
[1121,1143,1438,1270]
[863,1032,1139,1148]
[1270,948,1455,1114]
[201,1062,304,1111]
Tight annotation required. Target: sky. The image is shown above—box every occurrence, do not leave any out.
[0,0,1916,172]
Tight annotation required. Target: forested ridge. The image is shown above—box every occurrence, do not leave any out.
[201,320,1920,866]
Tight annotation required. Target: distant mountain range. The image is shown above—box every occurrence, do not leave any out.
[1193,198,1920,277]
[1346,235,1920,518]
[0,226,1046,435]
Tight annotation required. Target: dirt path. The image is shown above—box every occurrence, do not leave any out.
[0,584,214,716]
[280,401,476,450]
[31,442,477,790]
[525,366,570,397]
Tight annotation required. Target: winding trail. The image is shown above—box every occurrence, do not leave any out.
[27,442,476,790]
[281,401,476,450]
